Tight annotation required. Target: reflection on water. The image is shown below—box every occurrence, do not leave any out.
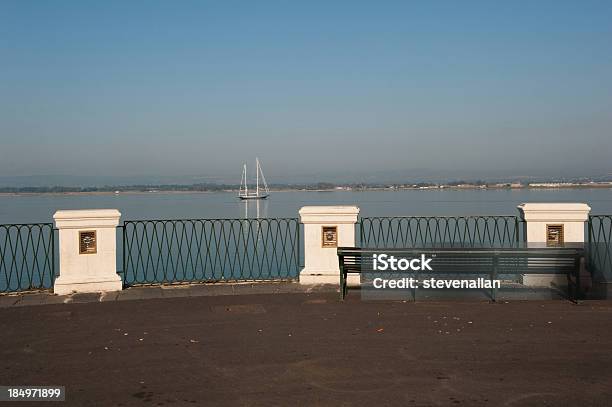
[243,199,268,219]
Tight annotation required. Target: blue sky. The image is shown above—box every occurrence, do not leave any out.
[1,1,611,181]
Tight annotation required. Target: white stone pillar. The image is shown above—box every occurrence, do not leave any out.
[517,203,591,287]
[53,209,123,295]
[299,206,360,285]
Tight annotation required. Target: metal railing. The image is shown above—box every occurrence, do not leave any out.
[588,215,612,281]
[9,213,608,294]
[122,218,300,286]
[0,223,55,293]
[359,216,523,248]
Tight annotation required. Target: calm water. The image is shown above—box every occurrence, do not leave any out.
[1,189,612,224]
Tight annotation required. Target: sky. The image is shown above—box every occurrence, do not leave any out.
[1,0,611,183]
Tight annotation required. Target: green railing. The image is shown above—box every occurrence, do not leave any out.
[0,223,55,293]
[359,216,523,248]
[588,215,612,282]
[122,218,300,285]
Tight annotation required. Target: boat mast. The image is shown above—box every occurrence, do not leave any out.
[243,164,248,196]
[258,159,269,195]
[239,165,243,197]
[256,158,260,197]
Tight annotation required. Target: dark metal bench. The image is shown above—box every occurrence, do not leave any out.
[337,246,585,302]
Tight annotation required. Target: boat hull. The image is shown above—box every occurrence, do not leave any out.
[238,195,269,200]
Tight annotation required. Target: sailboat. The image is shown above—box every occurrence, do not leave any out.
[238,158,270,200]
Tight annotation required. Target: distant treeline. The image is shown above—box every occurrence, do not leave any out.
[0,182,409,193]
[0,182,524,193]
[0,183,340,193]
[1,179,611,193]
[0,184,236,193]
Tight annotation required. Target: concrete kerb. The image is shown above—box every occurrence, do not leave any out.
[0,281,338,308]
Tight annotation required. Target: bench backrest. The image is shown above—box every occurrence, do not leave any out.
[337,247,584,274]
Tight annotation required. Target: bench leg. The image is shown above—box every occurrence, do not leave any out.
[572,256,582,304]
[339,265,345,301]
[576,257,582,301]
[566,270,575,303]
[491,258,498,302]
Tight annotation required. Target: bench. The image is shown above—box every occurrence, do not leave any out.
[337,246,585,302]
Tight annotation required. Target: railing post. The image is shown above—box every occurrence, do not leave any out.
[51,225,56,285]
[53,209,123,295]
[517,203,591,287]
[122,223,127,287]
[587,216,593,271]
[299,206,360,285]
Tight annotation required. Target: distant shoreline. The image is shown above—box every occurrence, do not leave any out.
[1,184,612,197]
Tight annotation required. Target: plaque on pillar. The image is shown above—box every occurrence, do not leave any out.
[79,231,97,254]
[322,226,338,248]
[546,224,564,246]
